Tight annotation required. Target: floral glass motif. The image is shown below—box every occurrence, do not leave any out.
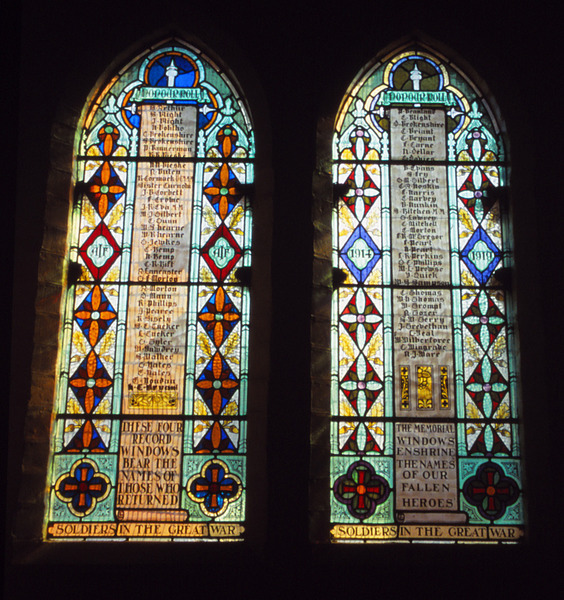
[333,461,390,520]
[330,45,523,543]
[45,40,253,541]
[55,459,111,516]
[187,459,242,517]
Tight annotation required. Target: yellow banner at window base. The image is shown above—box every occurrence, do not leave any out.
[46,521,244,539]
[331,524,524,542]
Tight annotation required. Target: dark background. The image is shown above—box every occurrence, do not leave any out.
[5,0,563,597]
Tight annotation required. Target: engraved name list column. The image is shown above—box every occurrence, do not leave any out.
[117,104,196,522]
[390,107,463,524]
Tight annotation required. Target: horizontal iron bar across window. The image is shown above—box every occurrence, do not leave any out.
[329,416,520,424]
[53,414,249,422]
[335,159,506,167]
[77,155,255,164]
[333,283,510,290]
[66,280,250,287]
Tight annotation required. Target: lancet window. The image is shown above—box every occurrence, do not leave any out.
[45,39,254,541]
[329,45,524,542]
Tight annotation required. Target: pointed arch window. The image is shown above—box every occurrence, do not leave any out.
[44,39,255,541]
[324,43,524,543]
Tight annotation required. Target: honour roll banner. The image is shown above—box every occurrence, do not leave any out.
[390,108,449,287]
[124,104,196,414]
[392,288,453,417]
[119,104,196,519]
[390,107,462,522]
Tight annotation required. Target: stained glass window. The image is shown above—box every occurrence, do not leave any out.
[329,44,524,542]
[44,39,254,541]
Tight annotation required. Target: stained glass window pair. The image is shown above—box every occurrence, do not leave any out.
[44,38,524,543]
